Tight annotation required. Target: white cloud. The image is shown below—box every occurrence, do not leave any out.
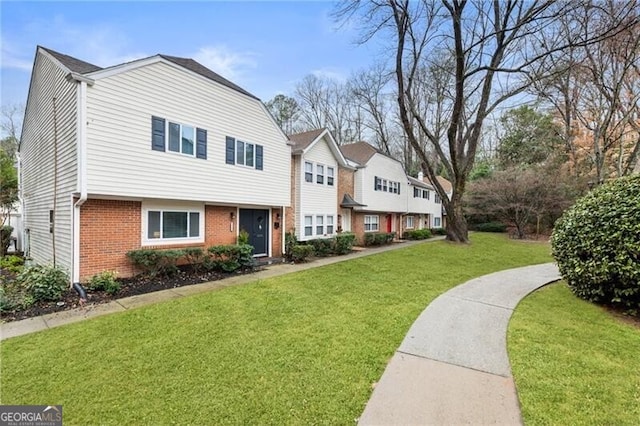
[311,67,348,82]
[191,46,257,82]
[1,38,35,71]
[1,15,148,71]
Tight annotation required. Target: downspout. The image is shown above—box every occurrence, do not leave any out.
[71,77,90,288]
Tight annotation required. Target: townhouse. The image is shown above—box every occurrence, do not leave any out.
[20,46,290,281]
[20,46,449,282]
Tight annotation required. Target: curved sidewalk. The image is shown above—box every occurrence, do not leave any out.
[359,263,560,425]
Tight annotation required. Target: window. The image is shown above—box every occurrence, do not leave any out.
[151,116,207,159]
[414,187,420,198]
[327,167,335,186]
[375,176,382,191]
[146,210,201,242]
[168,122,195,155]
[406,216,414,229]
[225,136,263,170]
[316,165,324,184]
[382,179,388,192]
[304,216,313,236]
[423,189,430,199]
[364,215,379,232]
[434,217,441,227]
[236,140,257,167]
[327,215,334,234]
[435,193,442,204]
[305,162,313,182]
[316,215,324,235]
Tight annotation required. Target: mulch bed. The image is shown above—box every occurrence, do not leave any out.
[1,266,259,323]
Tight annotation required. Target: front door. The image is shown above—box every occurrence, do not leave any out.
[386,214,393,233]
[239,209,269,256]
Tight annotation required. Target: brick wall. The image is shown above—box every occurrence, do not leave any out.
[79,199,141,280]
[272,207,283,257]
[337,166,355,206]
[205,205,237,246]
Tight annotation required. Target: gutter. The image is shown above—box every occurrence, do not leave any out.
[71,77,90,286]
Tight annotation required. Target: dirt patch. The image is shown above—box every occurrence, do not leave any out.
[602,306,640,329]
[1,266,259,323]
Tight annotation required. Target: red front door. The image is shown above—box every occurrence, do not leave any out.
[386,214,393,233]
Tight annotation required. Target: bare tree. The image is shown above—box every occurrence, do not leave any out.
[532,2,640,181]
[1,103,24,160]
[265,94,300,135]
[294,74,361,144]
[349,64,396,154]
[337,0,637,242]
[466,166,573,239]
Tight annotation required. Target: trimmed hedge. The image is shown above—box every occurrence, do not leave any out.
[290,245,314,263]
[126,249,183,277]
[403,228,432,240]
[334,232,356,255]
[364,232,396,246]
[430,227,447,235]
[208,244,254,272]
[551,174,640,314]
[307,238,334,257]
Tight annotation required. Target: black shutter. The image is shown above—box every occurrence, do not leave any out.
[151,116,165,151]
[255,145,263,170]
[225,137,235,164]
[374,176,378,191]
[196,128,207,159]
[398,182,401,195]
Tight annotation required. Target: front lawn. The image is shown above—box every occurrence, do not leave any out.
[1,234,551,425]
[509,283,640,425]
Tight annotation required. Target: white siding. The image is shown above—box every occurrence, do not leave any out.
[20,52,78,271]
[85,61,290,206]
[407,185,441,220]
[355,153,407,213]
[296,137,339,240]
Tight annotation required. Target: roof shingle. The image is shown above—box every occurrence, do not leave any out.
[339,142,378,165]
[40,46,102,74]
[288,128,326,151]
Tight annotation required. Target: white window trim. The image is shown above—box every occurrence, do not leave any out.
[364,215,379,232]
[434,217,442,227]
[166,120,196,158]
[142,202,205,246]
[236,140,256,168]
[327,167,335,186]
[406,215,414,229]
[301,214,337,240]
[304,161,313,183]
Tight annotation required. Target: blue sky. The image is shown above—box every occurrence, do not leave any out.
[1,1,384,111]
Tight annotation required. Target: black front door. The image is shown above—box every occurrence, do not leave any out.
[239,209,269,256]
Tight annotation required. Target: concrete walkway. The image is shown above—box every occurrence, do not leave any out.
[359,263,560,425]
[1,238,444,341]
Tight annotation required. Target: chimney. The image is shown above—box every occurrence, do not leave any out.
[418,171,424,181]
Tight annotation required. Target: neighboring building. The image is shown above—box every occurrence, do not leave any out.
[287,128,353,241]
[340,142,409,243]
[428,175,452,228]
[405,172,441,232]
[20,46,290,282]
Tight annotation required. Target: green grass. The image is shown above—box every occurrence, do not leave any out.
[1,234,551,425]
[509,283,640,425]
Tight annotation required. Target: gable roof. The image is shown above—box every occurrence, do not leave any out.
[288,128,326,151]
[288,128,351,168]
[158,55,258,100]
[39,46,102,74]
[339,141,378,165]
[408,176,434,189]
[434,176,452,193]
[37,46,258,100]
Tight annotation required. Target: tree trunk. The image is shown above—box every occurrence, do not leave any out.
[445,201,469,243]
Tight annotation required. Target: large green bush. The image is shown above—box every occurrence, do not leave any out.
[126,249,184,277]
[334,232,356,254]
[551,174,640,314]
[17,265,69,302]
[403,228,432,240]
